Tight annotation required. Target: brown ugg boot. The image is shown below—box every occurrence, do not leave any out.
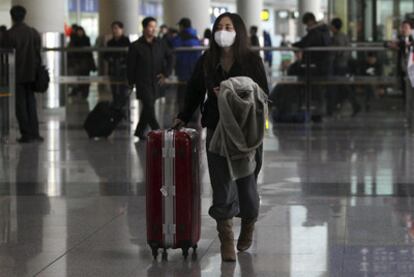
[237,218,256,252]
[217,219,236,262]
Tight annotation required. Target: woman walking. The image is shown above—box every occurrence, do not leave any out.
[173,13,269,262]
[68,26,96,99]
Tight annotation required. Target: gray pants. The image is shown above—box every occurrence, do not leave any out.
[206,130,261,220]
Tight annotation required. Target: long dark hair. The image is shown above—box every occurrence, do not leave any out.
[204,13,250,74]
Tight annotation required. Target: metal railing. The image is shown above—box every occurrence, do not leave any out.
[23,45,414,127]
[41,45,400,85]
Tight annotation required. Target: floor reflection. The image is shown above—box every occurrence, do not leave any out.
[1,88,414,276]
[0,144,51,276]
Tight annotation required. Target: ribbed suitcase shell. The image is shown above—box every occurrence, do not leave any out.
[146,129,201,259]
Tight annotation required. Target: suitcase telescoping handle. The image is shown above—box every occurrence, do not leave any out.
[162,129,176,248]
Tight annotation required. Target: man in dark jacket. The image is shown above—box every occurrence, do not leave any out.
[293,12,331,117]
[68,26,96,99]
[4,5,43,143]
[360,52,383,112]
[0,25,7,46]
[387,20,414,100]
[250,26,260,47]
[293,12,331,76]
[329,18,360,116]
[127,17,173,140]
[105,21,131,108]
[171,18,202,111]
[250,26,261,56]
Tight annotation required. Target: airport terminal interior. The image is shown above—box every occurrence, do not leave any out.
[2,0,414,276]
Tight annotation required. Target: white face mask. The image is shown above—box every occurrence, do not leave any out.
[214,30,236,48]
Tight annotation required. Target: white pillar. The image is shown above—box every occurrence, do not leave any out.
[299,0,321,20]
[12,0,65,109]
[12,0,64,33]
[237,0,263,31]
[99,0,139,36]
[298,0,321,35]
[163,0,211,37]
[0,0,11,27]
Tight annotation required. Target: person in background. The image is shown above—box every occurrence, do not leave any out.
[104,21,131,109]
[360,52,383,112]
[173,12,269,263]
[158,24,169,39]
[0,25,7,83]
[161,27,178,49]
[293,12,331,75]
[202,28,212,47]
[387,20,413,100]
[329,18,360,117]
[279,34,293,75]
[263,30,273,67]
[127,17,173,140]
[293,12,331,118]
[4,5,43,143]
[249,25,260,47]
[0,25,7,46]
[68,26,96,99]
[69,24,79,41]
[171,18,202,112]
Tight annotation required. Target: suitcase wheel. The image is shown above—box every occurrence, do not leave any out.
[162,249,168,261]
[192,245,198,260]
[182,247,189,259]
[151,247,158,260]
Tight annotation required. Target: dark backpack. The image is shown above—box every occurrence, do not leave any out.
[32,65,50,93]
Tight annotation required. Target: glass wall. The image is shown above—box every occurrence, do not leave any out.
[67,0,99,43]
[345,0,414,43]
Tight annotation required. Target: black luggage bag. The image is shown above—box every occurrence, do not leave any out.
[84,101,125,138]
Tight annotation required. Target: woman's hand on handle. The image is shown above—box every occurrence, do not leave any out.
[213,86,220,96]
[172,118,185,130]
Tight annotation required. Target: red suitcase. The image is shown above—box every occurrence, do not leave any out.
[146,129,201,260]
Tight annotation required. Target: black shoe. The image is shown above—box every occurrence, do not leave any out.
[34,136,44,142]
[134,131,147,141]
[17,137,34,143]
[352,105,361,117]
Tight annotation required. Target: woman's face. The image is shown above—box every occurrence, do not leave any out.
[216,16,235,32]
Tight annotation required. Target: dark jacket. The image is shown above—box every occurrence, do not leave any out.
[360,61,383,77]
[105,35,130,76]
[263,31,273,66]
[127,36,173,100]
[331,31,351,69]
[250,35,260,47]
[68,35,96,73]
[0,27,7,47]
[178,51,269,129]
[397,35,413,75]
[293,23,332,75]
[171,28,202,81]
[4,23,41,83]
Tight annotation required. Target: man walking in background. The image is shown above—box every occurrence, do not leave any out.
[329,18,360,116]
[4,5,43,143]
[105,21,131,109]
[171,18,202,112]
[127,17,173,140]
[293,12,331,119]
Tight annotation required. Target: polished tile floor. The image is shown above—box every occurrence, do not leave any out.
[1,94,414,277]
